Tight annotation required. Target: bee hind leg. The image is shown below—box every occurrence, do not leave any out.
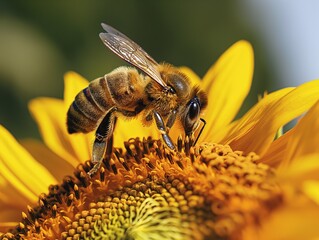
[88,109,117,176]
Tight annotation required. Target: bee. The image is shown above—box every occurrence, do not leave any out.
[67,23,207,175]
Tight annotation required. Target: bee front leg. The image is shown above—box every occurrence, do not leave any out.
[165,109,177,133]
[88,109,117,176]
[153,110,175,150]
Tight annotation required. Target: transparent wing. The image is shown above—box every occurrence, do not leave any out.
[101,23,158,65]
[100,23,167,88]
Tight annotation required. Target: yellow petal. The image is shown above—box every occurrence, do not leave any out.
[178,66,202,86]
[303,180,319,205]
[214,87,293,147]
[276,153,319,206]
[276,153,319,210]
[277,154,319,185]
[0,125,57,205]
[242,199,319,240]
[219,80,319,155]
[200,40,254,141]
[63,71,90,111]
[258,129,293,168]
[113,118,158,148]
[282,100,319,166]
[29,98,92,166]
[21,139,74,182]
[0,221,18,235]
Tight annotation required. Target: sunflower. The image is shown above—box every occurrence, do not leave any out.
[1,41,319,239]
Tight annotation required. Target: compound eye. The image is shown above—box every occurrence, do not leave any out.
[188,101,200,121]
[184,98,200,135]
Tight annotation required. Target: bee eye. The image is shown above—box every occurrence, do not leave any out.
[184,98,200,135]
[188,101,200,120]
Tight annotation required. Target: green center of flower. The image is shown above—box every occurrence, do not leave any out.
[2,137,283,240]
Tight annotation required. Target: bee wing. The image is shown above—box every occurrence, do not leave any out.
[99,23,167,88]
[101,23,158,65]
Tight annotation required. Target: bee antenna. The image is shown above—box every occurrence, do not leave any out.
[193,118,206,146]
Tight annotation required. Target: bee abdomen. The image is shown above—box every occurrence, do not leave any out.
[67,77,114,134]
[67,100,94,134]
[67,97,99,134]
[88,77,112,110]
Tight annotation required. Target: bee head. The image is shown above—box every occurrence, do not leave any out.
[159,66,208,137]
[181,87,207,137]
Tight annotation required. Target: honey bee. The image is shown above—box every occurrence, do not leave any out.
[67,23,207,175]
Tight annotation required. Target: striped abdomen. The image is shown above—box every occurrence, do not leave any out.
[67,77,114,134]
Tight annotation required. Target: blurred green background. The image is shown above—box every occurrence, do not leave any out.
[1,1,313,139]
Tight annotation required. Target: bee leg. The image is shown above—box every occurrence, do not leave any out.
[153,110,175,150]
[88,110,116,176]
[165,109,177,133]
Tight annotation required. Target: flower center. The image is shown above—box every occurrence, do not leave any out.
[2,137,283,240]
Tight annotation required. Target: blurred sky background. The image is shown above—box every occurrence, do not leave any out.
[0,1,319,139]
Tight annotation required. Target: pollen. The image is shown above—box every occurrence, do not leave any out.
[1,137,283,240]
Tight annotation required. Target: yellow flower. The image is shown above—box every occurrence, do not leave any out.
[1,40,319,239]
